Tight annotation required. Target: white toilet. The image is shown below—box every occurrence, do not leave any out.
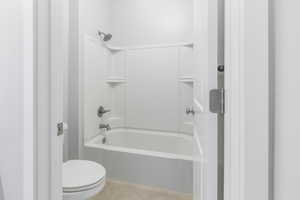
[63,160,106,200]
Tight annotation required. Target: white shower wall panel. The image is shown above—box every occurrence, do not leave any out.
[81,37,194,142]
[83,38,111,140]
[107,83,126,128]
[109,51,126,78]
[179,46,194,78]
[125,48,180,132]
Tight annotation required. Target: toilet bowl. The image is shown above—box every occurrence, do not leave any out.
[63,160,106,200]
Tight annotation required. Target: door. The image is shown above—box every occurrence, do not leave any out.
[50,0,69,199]
[193,0,220,200]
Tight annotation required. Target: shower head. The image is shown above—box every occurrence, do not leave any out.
[103,33,112,41]
[98,31,112,42]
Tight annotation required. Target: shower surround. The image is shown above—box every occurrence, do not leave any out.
[81,35,195,193]
[77,0,195,194]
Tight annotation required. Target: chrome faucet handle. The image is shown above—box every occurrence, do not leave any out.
[97,106,111,118]
[105,124,111,131]
[186,107,195,115]
[99,124,111,131]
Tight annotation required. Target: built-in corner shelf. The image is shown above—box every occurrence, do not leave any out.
[85,34,194,52]
[106,77,126,84]
[105,46,124,52]
[179,76,194,83]
[183,43,194,48]
[105,42,194,51]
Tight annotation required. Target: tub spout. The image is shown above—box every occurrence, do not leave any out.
[99,123,111,131]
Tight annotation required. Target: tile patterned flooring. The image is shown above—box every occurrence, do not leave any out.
[91,180,193,200]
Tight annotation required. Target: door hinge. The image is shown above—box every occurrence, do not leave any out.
[57,122,68,136]
[209,88,225,114]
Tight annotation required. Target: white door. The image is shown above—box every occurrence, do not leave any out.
[193,0,220,200]
[50,0,69,199]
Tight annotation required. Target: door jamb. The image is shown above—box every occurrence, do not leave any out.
[223,0,246,197]
[35,0,69,199]
[224,0,270,200]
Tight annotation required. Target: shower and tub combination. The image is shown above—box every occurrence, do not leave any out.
[67,0,198,199]
[88,94,193,193]
[85,128,194,193]
[81,30,195,193]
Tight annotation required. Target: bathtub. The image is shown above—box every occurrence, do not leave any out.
[84,129,194,193]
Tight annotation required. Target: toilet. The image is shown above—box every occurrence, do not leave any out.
[63,160,106,200]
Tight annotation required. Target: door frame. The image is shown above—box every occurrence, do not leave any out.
[35,0,69,199]
[33,0,271,200]
[224,0,271,200]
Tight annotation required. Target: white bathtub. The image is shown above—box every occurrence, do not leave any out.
[86,129,194,161]
[84,129,194,193]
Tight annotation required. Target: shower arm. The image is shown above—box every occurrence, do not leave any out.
[97,30,112,42]
[98,31,104,36]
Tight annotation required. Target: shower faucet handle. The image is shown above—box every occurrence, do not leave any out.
[186,107,195,115]
[99,123,111,131]
[97,106,111,118]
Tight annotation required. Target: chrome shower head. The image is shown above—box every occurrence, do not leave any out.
[103,33,112,41]
[98,31,112,42]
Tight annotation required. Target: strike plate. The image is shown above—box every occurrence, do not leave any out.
[209,88,225,114]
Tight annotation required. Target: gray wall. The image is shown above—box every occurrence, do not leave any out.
[67,0,80,160]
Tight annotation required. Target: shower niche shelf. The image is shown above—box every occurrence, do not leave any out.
[105,42,194,51]
[179,76,194,83]
[106,77,126,84]
[84,34,194,52]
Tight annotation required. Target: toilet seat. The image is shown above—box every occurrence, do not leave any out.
[63,177,105,193]
[63,180,105,200]
[63,160,106,193]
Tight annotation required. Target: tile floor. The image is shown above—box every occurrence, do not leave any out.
[91,180,193,200]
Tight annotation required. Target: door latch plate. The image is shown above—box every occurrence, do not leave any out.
[210,88,225,114]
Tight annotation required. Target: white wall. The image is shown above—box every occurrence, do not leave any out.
[0,1,35,199]
[68,0,112,159]
[79,0,111,37]
[273,1,300,199]
[0,0,28,199]
[110,0,193,46]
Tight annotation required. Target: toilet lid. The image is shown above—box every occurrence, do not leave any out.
[63,160,106,190]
